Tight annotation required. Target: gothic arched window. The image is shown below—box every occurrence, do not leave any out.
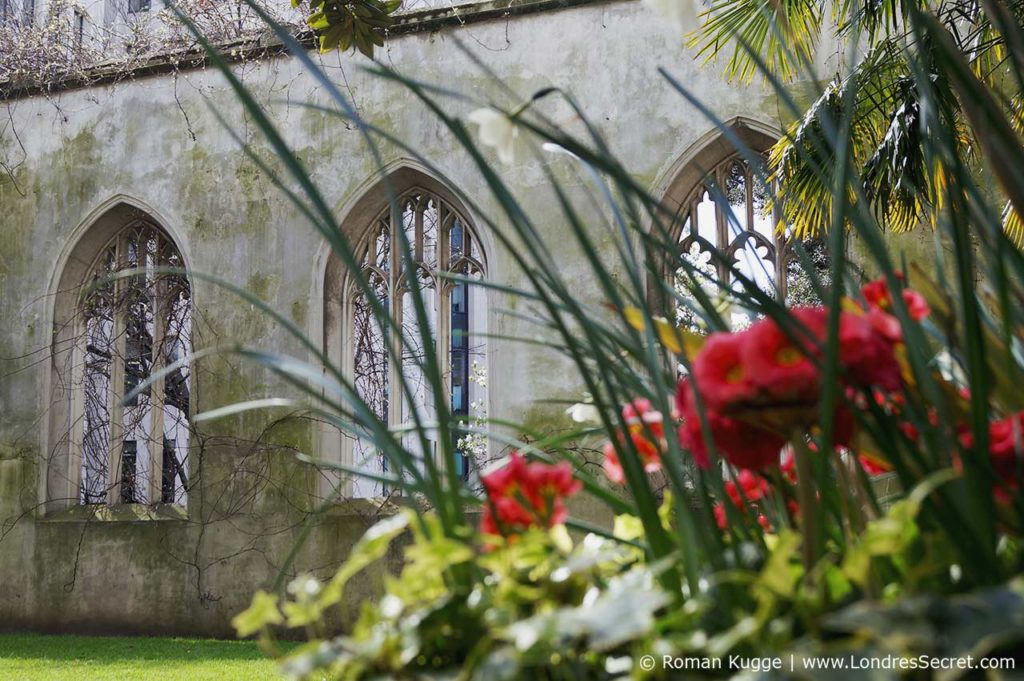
[72,221,192,506]
[663,152,800,331]
[327,186,487,498]
[675,156,785,298]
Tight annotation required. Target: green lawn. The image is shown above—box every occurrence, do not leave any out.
[0,633,283,681]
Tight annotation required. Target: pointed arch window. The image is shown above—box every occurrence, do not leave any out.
[675,157,785,296]
[73,222,192,506]
[663,152,815,335]
[332,187,487,498]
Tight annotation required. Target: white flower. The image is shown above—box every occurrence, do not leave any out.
[641,0,693,33]
[566,402,600,424]
[286,574,321,598]
[468,107,518,165]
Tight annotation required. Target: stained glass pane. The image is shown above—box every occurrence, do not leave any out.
[78,223,191,506]
[82,297,113,504]
[351,272,389,498]
[347,190,486,496]
[159,265,192,504]
[400,275,438,469]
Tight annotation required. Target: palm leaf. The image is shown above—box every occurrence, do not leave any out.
[687,0,823,82]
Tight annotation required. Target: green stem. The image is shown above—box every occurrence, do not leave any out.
[791,433,819,573]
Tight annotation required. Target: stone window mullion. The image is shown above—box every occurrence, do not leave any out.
[105,233,128,505]
[714,166,729,284]
[147,236,167,504]
[68,319,88,505]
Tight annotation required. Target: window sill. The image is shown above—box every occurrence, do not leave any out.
[40,503,188,523]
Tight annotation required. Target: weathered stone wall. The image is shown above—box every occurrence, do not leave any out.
[0,0,791,636]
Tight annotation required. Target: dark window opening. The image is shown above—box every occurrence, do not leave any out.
[120,440,139,504]
[74,10,84,47]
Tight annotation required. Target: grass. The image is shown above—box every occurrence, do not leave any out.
[0,633,282,681]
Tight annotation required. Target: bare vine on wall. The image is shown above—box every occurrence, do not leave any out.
[0,0,520,618]
[0,245,397,611]
[0,0,304,93]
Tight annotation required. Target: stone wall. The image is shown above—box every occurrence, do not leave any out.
[0,0,791,636]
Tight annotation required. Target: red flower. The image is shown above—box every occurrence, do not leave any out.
[675,301,912,472]
[602,399,666,483]
[692,332,753,410]
[858,454,892,475]
[961,412,1024,484]
[713,471,774,531]
[713,503,728,530]
[725,469,770,506]
[481,452,582,537]
[676,378,785,470]
[861,278,889,308]
[789,305,830,338]
[862,276,930,321]
[743,312,820,404]
[903,290,930,321]
[602,443,625,484]
[837,311,903,391]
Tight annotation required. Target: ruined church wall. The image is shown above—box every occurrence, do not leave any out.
[0,0,791,635]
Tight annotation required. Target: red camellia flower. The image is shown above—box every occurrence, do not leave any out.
[836,311,903,391]
[743,310,821,404]
[481,452,582,537]
[692,332,753,411]
[725,469,770,506]
[960,412,1024,486]
[674,296,913,472]
[602,399,667,483]
[676,379,785,470]
[862,276,930,321]
[713,470,773,530]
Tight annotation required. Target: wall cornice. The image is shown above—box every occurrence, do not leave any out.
[0,0,615,101]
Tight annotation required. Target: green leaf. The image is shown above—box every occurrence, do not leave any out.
[757,530,802,598]
[320,512,412,608]
[404,536,475,575]
[232,590,284,638]
[842,470,958,586]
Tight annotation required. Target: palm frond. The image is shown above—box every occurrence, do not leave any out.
[687,0,823,82]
